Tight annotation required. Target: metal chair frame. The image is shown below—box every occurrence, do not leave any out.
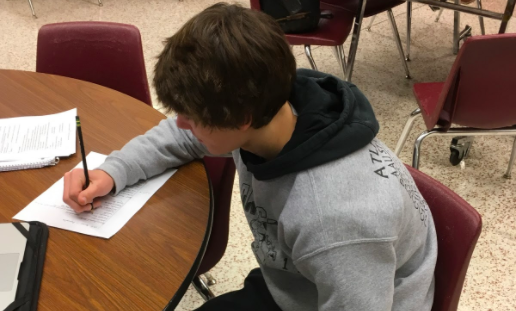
[395,108,516,178]
[26,0,103,18]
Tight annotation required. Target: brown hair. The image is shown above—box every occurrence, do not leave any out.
[153,2,296,129]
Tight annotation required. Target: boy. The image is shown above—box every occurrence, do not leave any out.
[63,3,437,310]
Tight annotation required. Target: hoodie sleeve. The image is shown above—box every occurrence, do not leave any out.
[98,117,214,194]
[294,239,396,311]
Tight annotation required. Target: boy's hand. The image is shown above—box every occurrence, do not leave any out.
[63,169,114,213]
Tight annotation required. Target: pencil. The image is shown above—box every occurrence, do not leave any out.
[76,116,94,212]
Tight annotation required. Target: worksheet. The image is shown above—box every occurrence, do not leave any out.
[0,109,76,161]
[13,152,177,239]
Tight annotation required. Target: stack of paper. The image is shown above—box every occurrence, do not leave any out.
[0,109,77,171]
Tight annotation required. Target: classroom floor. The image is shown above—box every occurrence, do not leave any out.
[1,0,515,310]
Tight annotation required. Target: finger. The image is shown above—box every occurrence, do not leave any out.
[92,198,102,209]
[76,203,94,213]
[63,171,70,203]
[63,172,82,213]
[63,172,73,206]
[78,182,100,206]
[69,169,86,204]
[64,195,92,213]
[63,171,95,213]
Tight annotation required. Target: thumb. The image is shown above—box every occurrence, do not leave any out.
[78,183,99,205]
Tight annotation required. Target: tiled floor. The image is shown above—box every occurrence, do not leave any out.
[1,1,515,310]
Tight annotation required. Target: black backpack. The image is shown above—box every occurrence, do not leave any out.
[260,0,321,34]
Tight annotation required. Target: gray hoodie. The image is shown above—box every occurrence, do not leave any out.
[99,69,437,310]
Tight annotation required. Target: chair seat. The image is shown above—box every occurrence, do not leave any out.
[413,82,445,130]
[285,4,354,46]
[322,0,405,17]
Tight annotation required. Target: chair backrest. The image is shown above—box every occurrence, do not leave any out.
[250,0,261,10]
[36,21,152,106]
[406,165,482,311]
[432,34,516,129]
[197,156,236,275]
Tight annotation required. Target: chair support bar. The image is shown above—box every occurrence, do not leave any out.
[412,127,516,169]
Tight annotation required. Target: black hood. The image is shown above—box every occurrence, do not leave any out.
[240,69,379,180]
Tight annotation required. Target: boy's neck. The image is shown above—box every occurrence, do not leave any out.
[242,102,297,160]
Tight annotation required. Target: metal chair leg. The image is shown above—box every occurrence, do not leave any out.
[435,8,444,22]
[387,9,411,79]
[499,0,516,33]
[192,275,215,301]
[204,272,217,286]
[98,0,103,6]
[27,0,37,18]
[413,131,435,169]
[453,0,461,54]
[366,15,376,31]
[346,0,368,82]
[476,0,485,35]
[504,137,516,179]
[406,1,412,61]
[304,45,318,71]
[395,108,421,156]
[332,45,347,79]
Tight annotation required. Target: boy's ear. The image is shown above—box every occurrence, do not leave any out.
[240,123,251,131]
[239,117,252,131]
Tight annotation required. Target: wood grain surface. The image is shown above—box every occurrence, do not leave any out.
[0,70,211,311]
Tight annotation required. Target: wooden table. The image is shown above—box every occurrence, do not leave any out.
[0,70,213,310]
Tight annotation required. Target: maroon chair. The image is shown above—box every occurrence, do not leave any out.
[193,156,236,300]
[36,21,152,106]
[321,0,411,81]
[395,33,516,177]
[406,165,482,311]
[250,0,354,79]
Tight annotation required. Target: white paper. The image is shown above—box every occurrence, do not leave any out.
[0,109,77,161]
[0,156,58,172]
[13,152,177,239]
